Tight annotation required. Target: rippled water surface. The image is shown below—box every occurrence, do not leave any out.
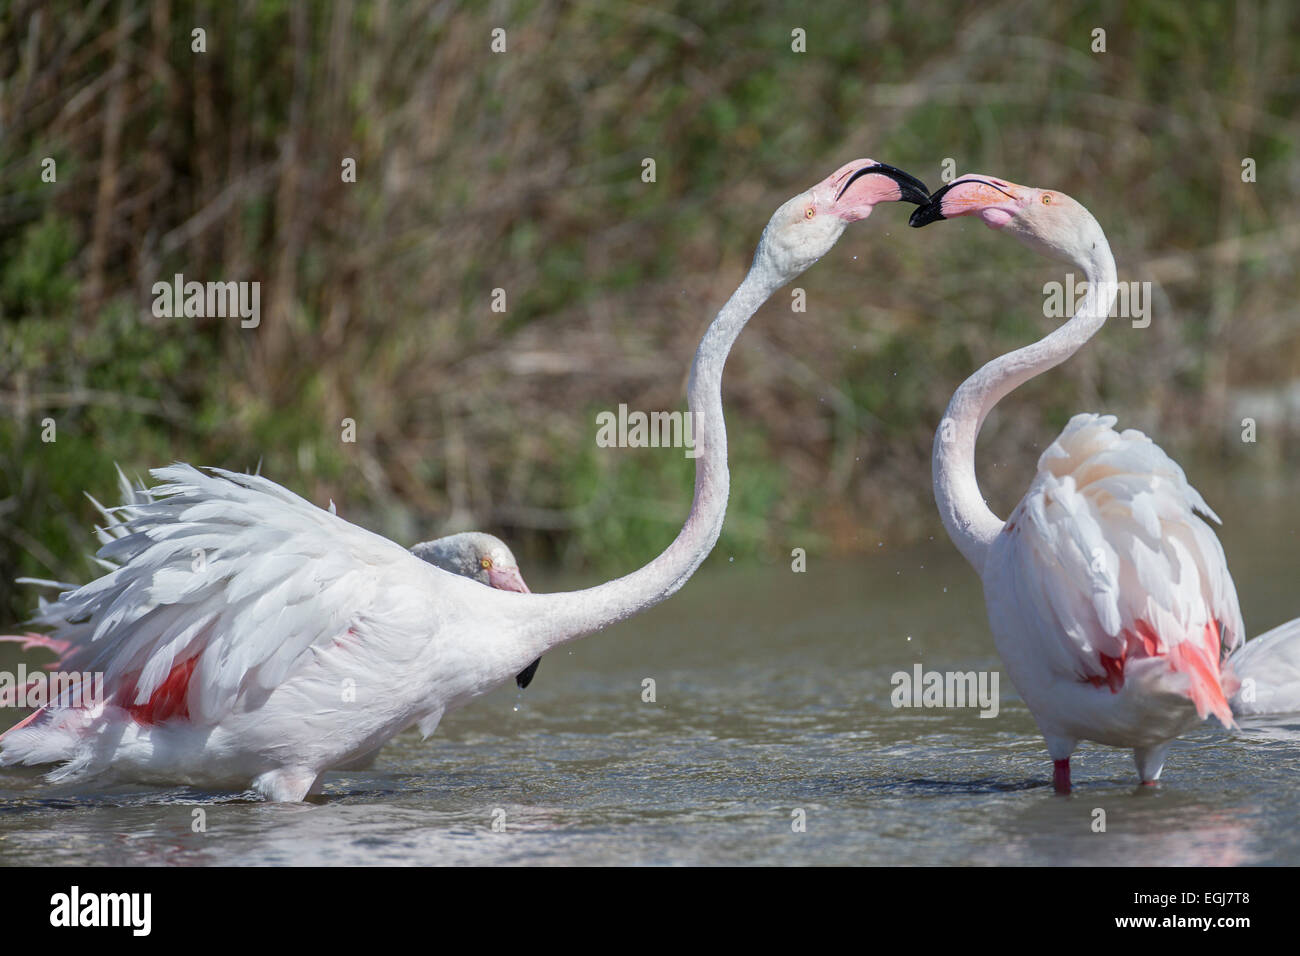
[2,484,1298,865]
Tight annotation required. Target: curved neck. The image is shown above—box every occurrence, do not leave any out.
[506,258,785,654]
[934,238,1118,572]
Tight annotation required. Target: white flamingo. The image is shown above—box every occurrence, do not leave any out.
[1228,619,1300,716]
[0,476,538,767]
[909,175,1242,791]
[0,159,928,800]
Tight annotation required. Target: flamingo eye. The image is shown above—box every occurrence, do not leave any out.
[1042,194,1053,205]
[480,557,492,570]
[804,206,815,219]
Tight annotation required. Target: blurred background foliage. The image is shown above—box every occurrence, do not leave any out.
[0,0,1297,622]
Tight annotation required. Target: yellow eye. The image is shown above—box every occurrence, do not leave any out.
[804,207,815,219]
[1042,194,1053,205]
[480,557,492,570]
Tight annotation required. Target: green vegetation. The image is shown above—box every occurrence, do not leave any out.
[1,0,1297,622]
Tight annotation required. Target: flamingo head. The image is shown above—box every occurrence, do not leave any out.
[909,174,1105,267]
[411,531,530,594]
[756,160,929,279]
[412,531,541,689]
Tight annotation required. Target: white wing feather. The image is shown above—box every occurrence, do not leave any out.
[35,464,418,723]
[990,414,1242,690]
[1230,617,1300,716]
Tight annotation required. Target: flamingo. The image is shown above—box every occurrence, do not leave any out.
[0,159,929,800]
[908,175,1242,791]
[409,532,540,689]
[0,478,539,760]
[1228,618,1300,717]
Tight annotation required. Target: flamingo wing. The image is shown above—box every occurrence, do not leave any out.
[1229,617,1300,716]
[989,414,1242,725]
[28,464,419,725]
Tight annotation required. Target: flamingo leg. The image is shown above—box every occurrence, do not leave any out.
[1133,743,1168,786]
[1053,758,1071,793]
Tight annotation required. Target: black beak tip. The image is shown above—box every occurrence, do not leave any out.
[909,177,960,227]
[870,162,931,206]
[515,657,541,689]
[909,203,945,228]
[898,183,931,206]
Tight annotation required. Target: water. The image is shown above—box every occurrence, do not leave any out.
[1,484,1298,866]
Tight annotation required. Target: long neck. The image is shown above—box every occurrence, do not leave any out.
[934,237,1118,572]
[504,258,785,654]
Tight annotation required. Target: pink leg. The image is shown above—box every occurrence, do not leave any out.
[1053,758,1071,794]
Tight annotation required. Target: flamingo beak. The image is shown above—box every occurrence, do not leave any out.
[515,658,541,690]
[910,176,1026,229]
[831,161,930,221]
[487,566,530,594]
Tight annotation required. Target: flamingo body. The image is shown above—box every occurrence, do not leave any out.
[0,466,530,799]
[983,414,1241,773]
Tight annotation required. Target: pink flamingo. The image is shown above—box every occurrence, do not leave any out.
[0,160,928,800]
[910,175,1241,791]
[1,478,538,771]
